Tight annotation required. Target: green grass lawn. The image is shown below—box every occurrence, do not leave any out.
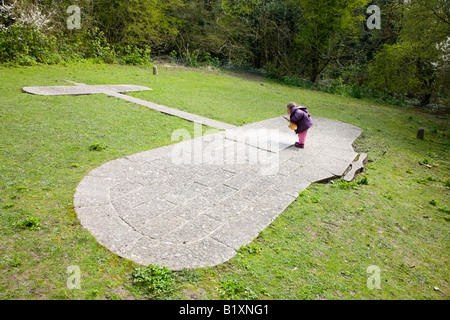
[0,63,448,300]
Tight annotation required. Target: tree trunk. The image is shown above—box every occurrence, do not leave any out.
[310,56,333,83]
[309,58,319,82]
[419,93,432,106]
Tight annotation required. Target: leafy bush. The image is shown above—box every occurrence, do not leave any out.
[201,52,221,67]
[169,50,178,63]
[119,45,152,66]
[82,27,116,63]
[0,2,61,65]
[369,42,436,106]
[219,278,257,300]
[132,264,175,296]
[0,23,60,65]
[88,142,107,152]
[272,73,409,108]
[438,206,450,214]
[182,51,199,67]
[2,203,14,209]
[357,175,369,185]
[239,243,262,255]
[15,215,41,230]
[332,179,358,189]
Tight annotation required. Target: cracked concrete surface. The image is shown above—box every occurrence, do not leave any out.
[74,116,362,270]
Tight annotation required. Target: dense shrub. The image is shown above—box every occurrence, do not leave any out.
[273,73,410,108]
[0,23,60,65]
[118,44,152,66]
[132,264,175,297]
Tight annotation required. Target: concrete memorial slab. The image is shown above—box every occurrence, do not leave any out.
[73,117,363,270]
[23,81,364,270]
[224,117,298,153]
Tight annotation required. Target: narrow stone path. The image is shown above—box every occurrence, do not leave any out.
[22,81,236,130]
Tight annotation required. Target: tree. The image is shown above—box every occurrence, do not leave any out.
[93,0,182,48]
[328,0,406,85]
[222,0,300,69]
[369,42,434,100]
[122,0,181,48]
[170,0,228,63]
[369,0,450,106]
[292,0,369,82]
[168,0,301,68]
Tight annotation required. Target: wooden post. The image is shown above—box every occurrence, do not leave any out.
[417,128,425,140]
[153,66,158,75]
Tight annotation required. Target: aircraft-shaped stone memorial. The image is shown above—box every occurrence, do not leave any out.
[23,80,364,270]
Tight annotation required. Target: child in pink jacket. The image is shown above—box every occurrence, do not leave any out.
[287,102,314,148]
